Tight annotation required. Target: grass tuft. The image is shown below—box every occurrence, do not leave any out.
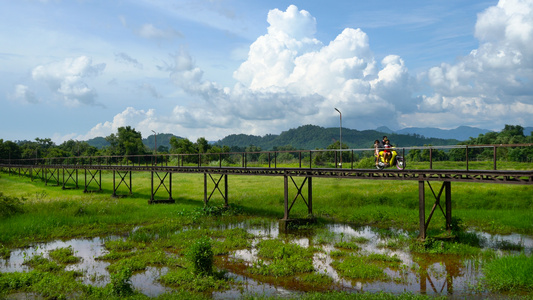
[483,254,533,292]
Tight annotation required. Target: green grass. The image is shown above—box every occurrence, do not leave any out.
[331,254,389,281]
[251,239,316,277]
[1,167,532,298]
[483,254,533,292]
[48,246,81,264]
[1,170,532,247]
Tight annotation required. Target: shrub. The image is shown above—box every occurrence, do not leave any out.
[355,156,376,169]
[110,267,134,296]
[0,192,25,217]
[186,237,214,276]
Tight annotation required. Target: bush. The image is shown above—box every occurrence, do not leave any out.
[0,192,25,218]
[110,267,134,296]
[186,237,214,276]
[355,156,376,169]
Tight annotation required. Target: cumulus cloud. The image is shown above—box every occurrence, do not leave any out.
[160,6,411,133]
[80,107,157,140]
[94,5,415,139]
[408,0,533,129]
[83,1,533,142]
[31,56,105,106]
[9,84,38,104]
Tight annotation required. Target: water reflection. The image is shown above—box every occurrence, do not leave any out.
[1,222,531,298]
[0,236,170,296]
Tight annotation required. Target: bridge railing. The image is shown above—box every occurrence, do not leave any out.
[1,144,532,171]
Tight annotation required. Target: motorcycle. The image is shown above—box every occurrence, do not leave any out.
[376,148,406,170]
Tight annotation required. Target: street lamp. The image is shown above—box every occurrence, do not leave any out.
[334,108,342,167]
[151,130,157,165]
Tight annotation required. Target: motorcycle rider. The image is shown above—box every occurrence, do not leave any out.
[374,140,380,166]
[383,139,392,164]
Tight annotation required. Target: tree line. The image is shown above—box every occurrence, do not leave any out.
[1,124,531,163]
[0,126,226,161]
[406,125,533,162]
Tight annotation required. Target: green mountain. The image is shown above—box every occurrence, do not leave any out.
[215,124,459,150]
[143,133,182,151]
[86,137,109,149]
[87,133,183,151]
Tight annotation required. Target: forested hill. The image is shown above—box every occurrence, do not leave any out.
[215,125,459,150]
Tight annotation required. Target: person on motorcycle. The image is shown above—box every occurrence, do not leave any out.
[383,140,392,164]
[374,140,380,166]
[377,136,392,160]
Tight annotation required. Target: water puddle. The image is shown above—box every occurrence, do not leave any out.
[0,236,171,296]
[1,222,531,298]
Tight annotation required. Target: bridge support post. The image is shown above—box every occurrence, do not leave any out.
[33,166,44,182]
[62,168,79,190]
[84,169,102,193]
[419,181,452,240]
[113,170,132,197]
[419,181,426,239]
[45,168,60,186]
[149,171,174,204]
[203,173,228,207]
[280,174,315,232]
[282,175,313,221]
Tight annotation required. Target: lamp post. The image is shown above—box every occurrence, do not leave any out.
[334,108,342,168]
[151,130,157,165]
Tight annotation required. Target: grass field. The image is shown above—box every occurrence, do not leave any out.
[0,168,532,298]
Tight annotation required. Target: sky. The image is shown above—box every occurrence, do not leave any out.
[1,0,532,144]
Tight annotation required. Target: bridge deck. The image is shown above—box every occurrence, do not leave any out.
[2,163,532,239]
[3,164,532,184]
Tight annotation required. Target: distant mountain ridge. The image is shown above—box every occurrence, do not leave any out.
[393,126,492,140]
[387,126,533,140]
[85,125,532,150]
[215,124,458,150]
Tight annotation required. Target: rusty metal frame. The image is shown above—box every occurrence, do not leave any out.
[18,167,31,179]
[149,171,174,204]
[283,175,313,220]
[84,169,102,193]
[203,173,228,206]
[62,168,78,190]
[113,170,132,197]
[45,168,60,186]
[418,181,451,239]
[33,166,44,182]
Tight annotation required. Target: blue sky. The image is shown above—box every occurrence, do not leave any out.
[1,0,532,143]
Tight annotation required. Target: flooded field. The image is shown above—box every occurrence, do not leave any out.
[1,221,531,298]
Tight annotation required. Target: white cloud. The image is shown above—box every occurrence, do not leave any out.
[31,56,106,106]
[9,84,38,104]
[77,1,533,143]
[85,5,416,141]
[406,0,533,129]
[80,107,157,140]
